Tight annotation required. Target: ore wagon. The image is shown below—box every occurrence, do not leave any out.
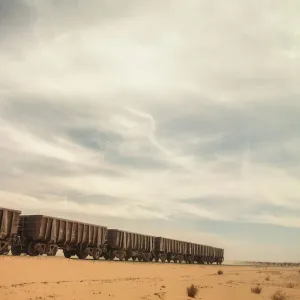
[11,215,107,259]
[106,229,155,262]
[0,207,21,255]
[154,237,190,263]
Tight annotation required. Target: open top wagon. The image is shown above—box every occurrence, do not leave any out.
[12,214,107,259]
[105,229,155,262]
[154,237,191,263]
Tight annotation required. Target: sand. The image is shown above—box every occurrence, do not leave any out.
[0,256,299,300]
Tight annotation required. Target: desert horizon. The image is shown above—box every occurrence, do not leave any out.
[6,251,300,267]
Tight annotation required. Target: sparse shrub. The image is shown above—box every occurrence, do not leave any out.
[286,282,295,289]
[271,290,286,300]
[265,276,270,281]
[187,284,199,298]
[218,270,223,275]
[251,285,262,294]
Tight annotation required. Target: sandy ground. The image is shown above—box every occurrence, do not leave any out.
[0,256,299,300]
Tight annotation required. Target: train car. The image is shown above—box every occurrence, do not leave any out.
[154,237,191,263]
[11,214,107,259]
[0,207,21,255]
[105,229,155,262]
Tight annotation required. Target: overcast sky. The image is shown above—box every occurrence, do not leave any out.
[0,0,299,262]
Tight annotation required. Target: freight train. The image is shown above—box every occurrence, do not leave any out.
[0,207,224,264]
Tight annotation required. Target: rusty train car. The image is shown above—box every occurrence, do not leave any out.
[1,207,224,264]
[105,229,155,262]
[154,237,186,263]
[0,208,21,255]
[11,214,107,260]
[153,238,224,265]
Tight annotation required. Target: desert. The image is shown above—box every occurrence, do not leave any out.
[0,256,299,300]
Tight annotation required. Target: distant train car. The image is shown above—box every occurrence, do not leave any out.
[0,207,21,255]
[105,229,155,262]
[11,214,107,259]
[154,237,185,263]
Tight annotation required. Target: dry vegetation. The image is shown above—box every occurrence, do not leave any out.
[186,284,199,298]
[286,282,295,289]
[251,285,263,294]
[271,290,286,300]
[265,276,270,281]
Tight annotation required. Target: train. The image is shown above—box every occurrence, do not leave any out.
[0,207,224,264]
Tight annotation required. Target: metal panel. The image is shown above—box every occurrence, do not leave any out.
[20,215,107,247]
[107,229,154,252]
[0,208,21,240]
[155,237,190,255]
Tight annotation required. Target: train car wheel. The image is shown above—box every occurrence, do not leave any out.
[63,251,72,259]
[77,249,88,260]
[11,246,22,256]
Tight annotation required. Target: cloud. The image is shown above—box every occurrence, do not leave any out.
[0,0,299,261]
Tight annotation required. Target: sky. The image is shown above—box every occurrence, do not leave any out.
[0,0,299,262]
